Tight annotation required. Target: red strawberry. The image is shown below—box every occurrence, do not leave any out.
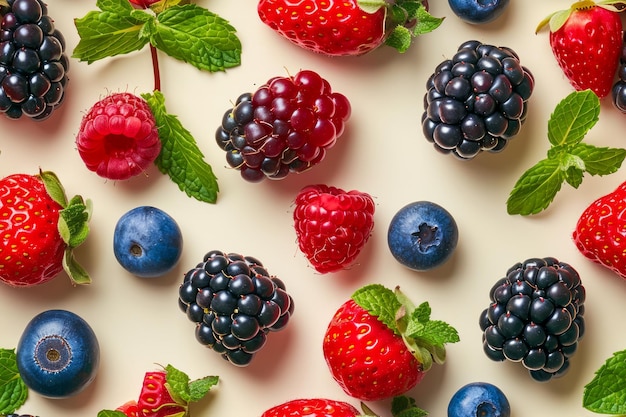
[257,0,442,56]
[129,0,159,8]
[0,170,91,287]
[293,184,375,273]
[261,398,360,417]
[76,92,161,181]
[138,371,186,417]
[537,1,623,98]
[117,400,140,417]
[573,180,626,279]
[323,284,459,401]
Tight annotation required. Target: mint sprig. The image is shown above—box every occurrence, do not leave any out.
[142,91,219,203]
[583,349,626,414]
[507,90,626,215]
[384,2,444,53]
[351,284,459,373]
[0,349,27,415]
[73,0,241,72]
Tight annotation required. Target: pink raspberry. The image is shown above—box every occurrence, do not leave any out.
[76,93,161,180]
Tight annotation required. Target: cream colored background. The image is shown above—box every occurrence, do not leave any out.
[1,1,626,416]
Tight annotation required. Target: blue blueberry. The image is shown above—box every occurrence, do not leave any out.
[113,206,183,278]
[447,0,510,24]
[447,382,511,417]
[16,309,100,398]
[387,201,458,271]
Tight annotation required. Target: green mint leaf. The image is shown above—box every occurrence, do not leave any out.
[352,284,402,334]
[63,249,91,285]
[391,396,429,417]
[97,411,128,417]
[149,4,241,72]
[547,90,599,147]
[59,196,91,249]
[411,5,444,36]
[165,364,191,404]
[406,302,460,346]
[583,349,626,414]
[188,375,219,403]
[570,143,626,176]
[73,0,150,64]
[563,164,584,189]
[507,158,564,215]
[0,348,28,415]
[385,25,412,53]
[142,90,219,204]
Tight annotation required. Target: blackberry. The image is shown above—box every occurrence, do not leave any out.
[612,32,626,113]
[0,0,69,120]
[422,40,534,160]
[479,257,586,382]
[178,250,294,366]
[215,69,351,182]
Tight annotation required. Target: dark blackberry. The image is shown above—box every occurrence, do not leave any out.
[178,250,294,366]
[0,0,69,120]
[479,257,586,382]
[422,40,534,160]
[215,69,351,182]
[612,32,626,113]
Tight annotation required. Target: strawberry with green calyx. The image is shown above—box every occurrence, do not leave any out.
[536,0,624,98]
[73,0,241,203]
[507,90,626,216]
[258,0,443,57]
[0,170,92,287]
[323,284,459,401]
[98,364,219,417]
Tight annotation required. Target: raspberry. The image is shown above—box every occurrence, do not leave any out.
[178,250,294,366]
[293,184,375,273]
[0,0,69,120]
[215,70,351,182]
[422,40,534,159]
[479,257,586,382]
[75,92,161,181]
[612,32,626,112]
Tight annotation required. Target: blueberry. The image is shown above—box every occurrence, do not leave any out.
[113,206,183,278]
[16,309,100,398]
[387,201,459,271]
[447,382,511,417]
[448,0,510,24]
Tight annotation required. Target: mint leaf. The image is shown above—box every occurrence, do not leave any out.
[149,4,241,72]
[411,4,445,36]
[142,91,219,204]
[547,89,599,147]
[0,349,28,415]
[97,411,127,417]
[188,375,219,402]
[385,26,412,53]
[73,0,150,63]
[406,302,460,346]
[165,364,191,404]
[391,395,429,417]
[507,158,564,215]
[570,143,626,176]
[583,349,626,414]
[352,284,403,334]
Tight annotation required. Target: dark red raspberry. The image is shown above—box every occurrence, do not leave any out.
[215,70,351,182]
[76,92,161,180]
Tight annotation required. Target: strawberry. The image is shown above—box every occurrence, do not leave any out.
[76,92,161,181]
[129,0,159,8]
[293,184,375,273]
[117,400,140,417]
[573,180,626,279]
[0,170,91,287]
[257,0,443,56]
[536,1,623,98]
[261,396,428,417]
[323,284,459,401]
[138,371,187,417]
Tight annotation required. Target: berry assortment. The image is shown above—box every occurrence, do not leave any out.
[2,1,626,417]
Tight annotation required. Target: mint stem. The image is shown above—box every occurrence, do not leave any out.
[150,44,161,91]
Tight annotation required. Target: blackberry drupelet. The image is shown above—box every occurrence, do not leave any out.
[0,0,69,120]
[215,69,351,182]
[178,250,294,366]
[422,40,534,159]
[479,257,586,382]
[612,32,626,113]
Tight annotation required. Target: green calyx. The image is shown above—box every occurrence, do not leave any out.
[359,395,429,417]
[536,0,625,33]
[351,284,460,374]
[38,170,92,286]
[357,0,444,53]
